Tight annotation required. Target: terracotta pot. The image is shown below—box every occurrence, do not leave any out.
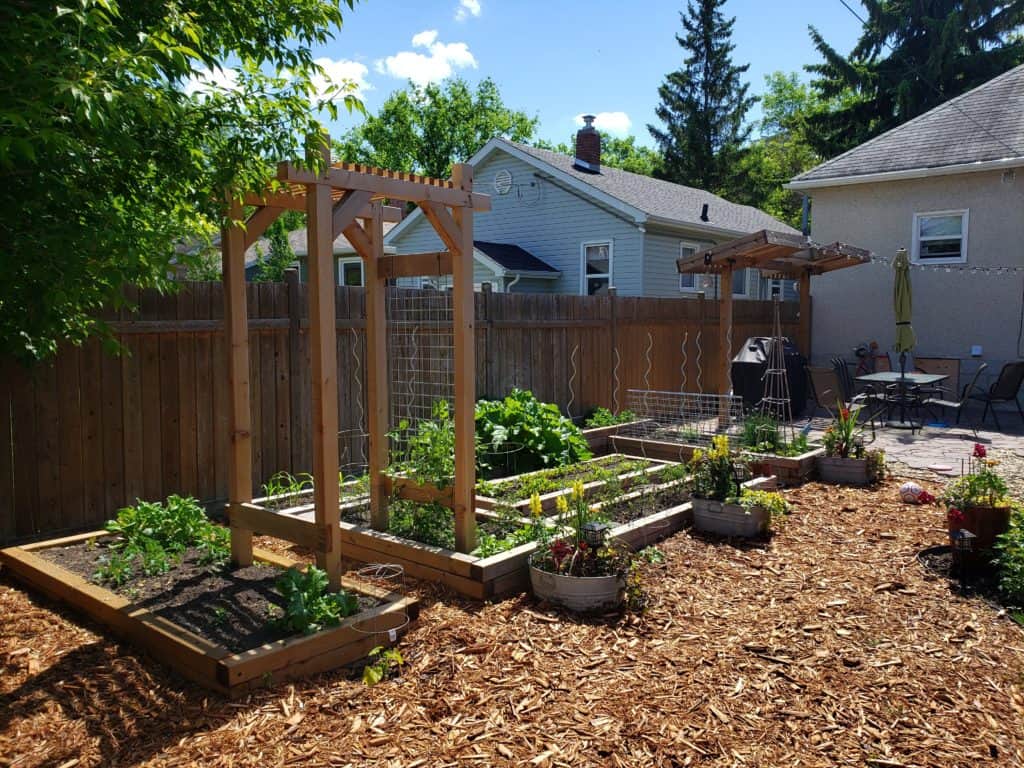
[948,504,1011,553]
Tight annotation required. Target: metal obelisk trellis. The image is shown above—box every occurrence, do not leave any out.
[758,296,795,445]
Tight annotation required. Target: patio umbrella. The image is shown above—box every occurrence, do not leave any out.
[893,247,916,359]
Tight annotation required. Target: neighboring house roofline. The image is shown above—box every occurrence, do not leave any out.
[645,214,747,240]
[786,155,1024,191]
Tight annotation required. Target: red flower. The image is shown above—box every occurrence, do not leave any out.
[917,490,936,505]
[839,408,850,421]
[973,443,987,459]
[948,508,965,528]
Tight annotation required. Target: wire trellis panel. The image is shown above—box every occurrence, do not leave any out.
[386,281,455,460]
[618,389,745,445]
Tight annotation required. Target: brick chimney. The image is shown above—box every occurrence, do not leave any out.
[574,115,601,173]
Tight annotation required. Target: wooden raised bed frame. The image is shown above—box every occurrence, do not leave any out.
[0,531,418,697]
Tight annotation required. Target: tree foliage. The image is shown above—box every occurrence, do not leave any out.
[0,0,361,362]
[535,133,662,176]
[255,210,303,282]
[648,0,756,197]
[337,77,537,179]
[806,0,1024,157]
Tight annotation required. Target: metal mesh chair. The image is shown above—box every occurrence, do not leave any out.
[966,361,1024,430]
[923,363,987,426]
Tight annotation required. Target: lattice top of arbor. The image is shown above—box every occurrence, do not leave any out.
[677,229,872,397]
[221,141,490,589]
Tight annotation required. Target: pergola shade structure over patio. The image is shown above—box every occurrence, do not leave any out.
[677,229,872,394]
[222,140,490,589]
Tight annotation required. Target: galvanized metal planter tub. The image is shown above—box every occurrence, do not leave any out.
[817,456,875,486]
[691,498,769,538]
[528,558,625,613]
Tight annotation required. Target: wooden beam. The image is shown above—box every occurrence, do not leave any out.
[222,195,254,567]
[718,263,734,399]
[798,271,812,358]
[419,201,464,254]
[243,191,403,222]
[450,164,477,554]
[242,206,284,251]
[364,205,390,531]
[378,251,453,280]
[233,503,326,550]
[278,163,492,211]
[305,139,342,590]
[331,190,373,240]
[342,218,373,261]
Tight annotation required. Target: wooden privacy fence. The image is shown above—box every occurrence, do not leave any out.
[0,276,801,543]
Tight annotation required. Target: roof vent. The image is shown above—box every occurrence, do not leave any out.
[700,203,709,222]
[573,115,601,173]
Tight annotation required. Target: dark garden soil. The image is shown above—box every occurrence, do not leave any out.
[599,483,691,525]
[37,541,376,654]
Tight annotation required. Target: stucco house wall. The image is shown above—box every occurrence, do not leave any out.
[807,169,1024,378]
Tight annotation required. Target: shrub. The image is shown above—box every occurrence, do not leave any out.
[995,505,1024,606]
[584,407,637,428]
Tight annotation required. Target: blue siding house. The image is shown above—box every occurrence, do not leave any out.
[386,119,800,300]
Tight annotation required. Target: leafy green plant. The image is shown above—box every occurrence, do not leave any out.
[362,646,405,686]
[867,450,886,480]
[942,444,1009,510]
[821,401,868,459]
[263,471,314,499]
[271,566,361,635]
[742,414,809,457]
[688,436,743,501]
[732,489,791,523]
[476,389,591,475]
[93,550,135,587]
[388,400,457,487]
[476,456,652,505]
[995,505,1024,607]
[387,500,455,549]
[584,408,637,428]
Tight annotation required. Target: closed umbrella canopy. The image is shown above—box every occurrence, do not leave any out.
[893,248,916,354]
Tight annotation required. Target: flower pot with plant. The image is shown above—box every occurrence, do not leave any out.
[528,482,639,612]
[688,436,787,537]
[942,443,1012,554]
[817,402,885,485]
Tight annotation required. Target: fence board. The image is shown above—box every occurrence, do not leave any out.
[0,281,795,543]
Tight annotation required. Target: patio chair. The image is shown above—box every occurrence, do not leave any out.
[922,363,987,426]
[806,366,841,415]
[966,360,1024,430]
[830,357,883,429]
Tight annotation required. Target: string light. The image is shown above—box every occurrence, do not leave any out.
[863,253,1024,274]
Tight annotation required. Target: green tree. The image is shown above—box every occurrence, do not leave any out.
[648,0,756,197]
[254,210,303,282]
[806,0,1024,156]
[0,0,362,362]
[535,132,661,176]
[736,72,828,227]
[337,77,537,179]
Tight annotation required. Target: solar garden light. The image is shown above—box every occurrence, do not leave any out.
[951,528,977,586]
[582,521,611,549]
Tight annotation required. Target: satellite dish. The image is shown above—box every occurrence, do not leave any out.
[493,169,513,195]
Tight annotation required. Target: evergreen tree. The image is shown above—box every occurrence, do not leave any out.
[806,1,1024,157]
[648,0,756,197]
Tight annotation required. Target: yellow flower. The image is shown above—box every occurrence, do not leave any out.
[529,492,543,519]
[555,495,569,515]
[712,435,730,456]
[571,479,586,502]
[690,448,704,464]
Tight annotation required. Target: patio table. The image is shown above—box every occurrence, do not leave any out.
[856,371,948,429]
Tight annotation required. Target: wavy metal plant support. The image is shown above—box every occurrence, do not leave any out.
[695,330,703,393]
[351,327,367,465]
[566,343,579,420]
[725,324,733,394]
[612,346,622,414]
[680,332,688,393]
[643,332,653,392]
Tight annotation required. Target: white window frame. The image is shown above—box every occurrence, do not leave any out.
[911,209,969,265]
[731,267,749,298]
[338,256,364,287]
[678,240,705,293]
[580,239,613,295]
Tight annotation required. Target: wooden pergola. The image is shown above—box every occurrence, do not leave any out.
[222,140,490,589]
[677,229,872,393]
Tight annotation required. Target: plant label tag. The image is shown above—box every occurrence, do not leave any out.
[388,629,397,642]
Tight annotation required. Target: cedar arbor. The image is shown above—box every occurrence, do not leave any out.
[222,141,490,589]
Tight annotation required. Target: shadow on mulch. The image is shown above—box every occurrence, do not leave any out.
[917,544,1023,625]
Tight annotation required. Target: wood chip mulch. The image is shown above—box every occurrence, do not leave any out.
[2,478,1023,767]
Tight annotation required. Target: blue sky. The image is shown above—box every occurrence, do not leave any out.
[313,0,865,146]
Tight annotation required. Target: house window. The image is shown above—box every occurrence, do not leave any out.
[679,242,703,292]
[581,240,612,295]
[912,210,968,264]
[731,268,748,297]
[339,258,364,287]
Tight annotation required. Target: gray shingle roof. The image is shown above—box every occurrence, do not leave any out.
[504,140,799,235]
[792,63,1024,186]
[474,241,558,273]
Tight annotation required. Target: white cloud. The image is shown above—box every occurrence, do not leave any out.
[376,30,477,86]
[455,0,481,21]
[575,111,632,136]
[184,67,239,97]
[310,57,371,101]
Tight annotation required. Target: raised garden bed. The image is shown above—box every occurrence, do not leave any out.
[475,454,671,513]
[590,477,692,550]
[0,532,417,697]
[581,419,653,453]
[744,446,823,485]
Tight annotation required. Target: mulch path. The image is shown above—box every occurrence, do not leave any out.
[2,478,1023,767]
